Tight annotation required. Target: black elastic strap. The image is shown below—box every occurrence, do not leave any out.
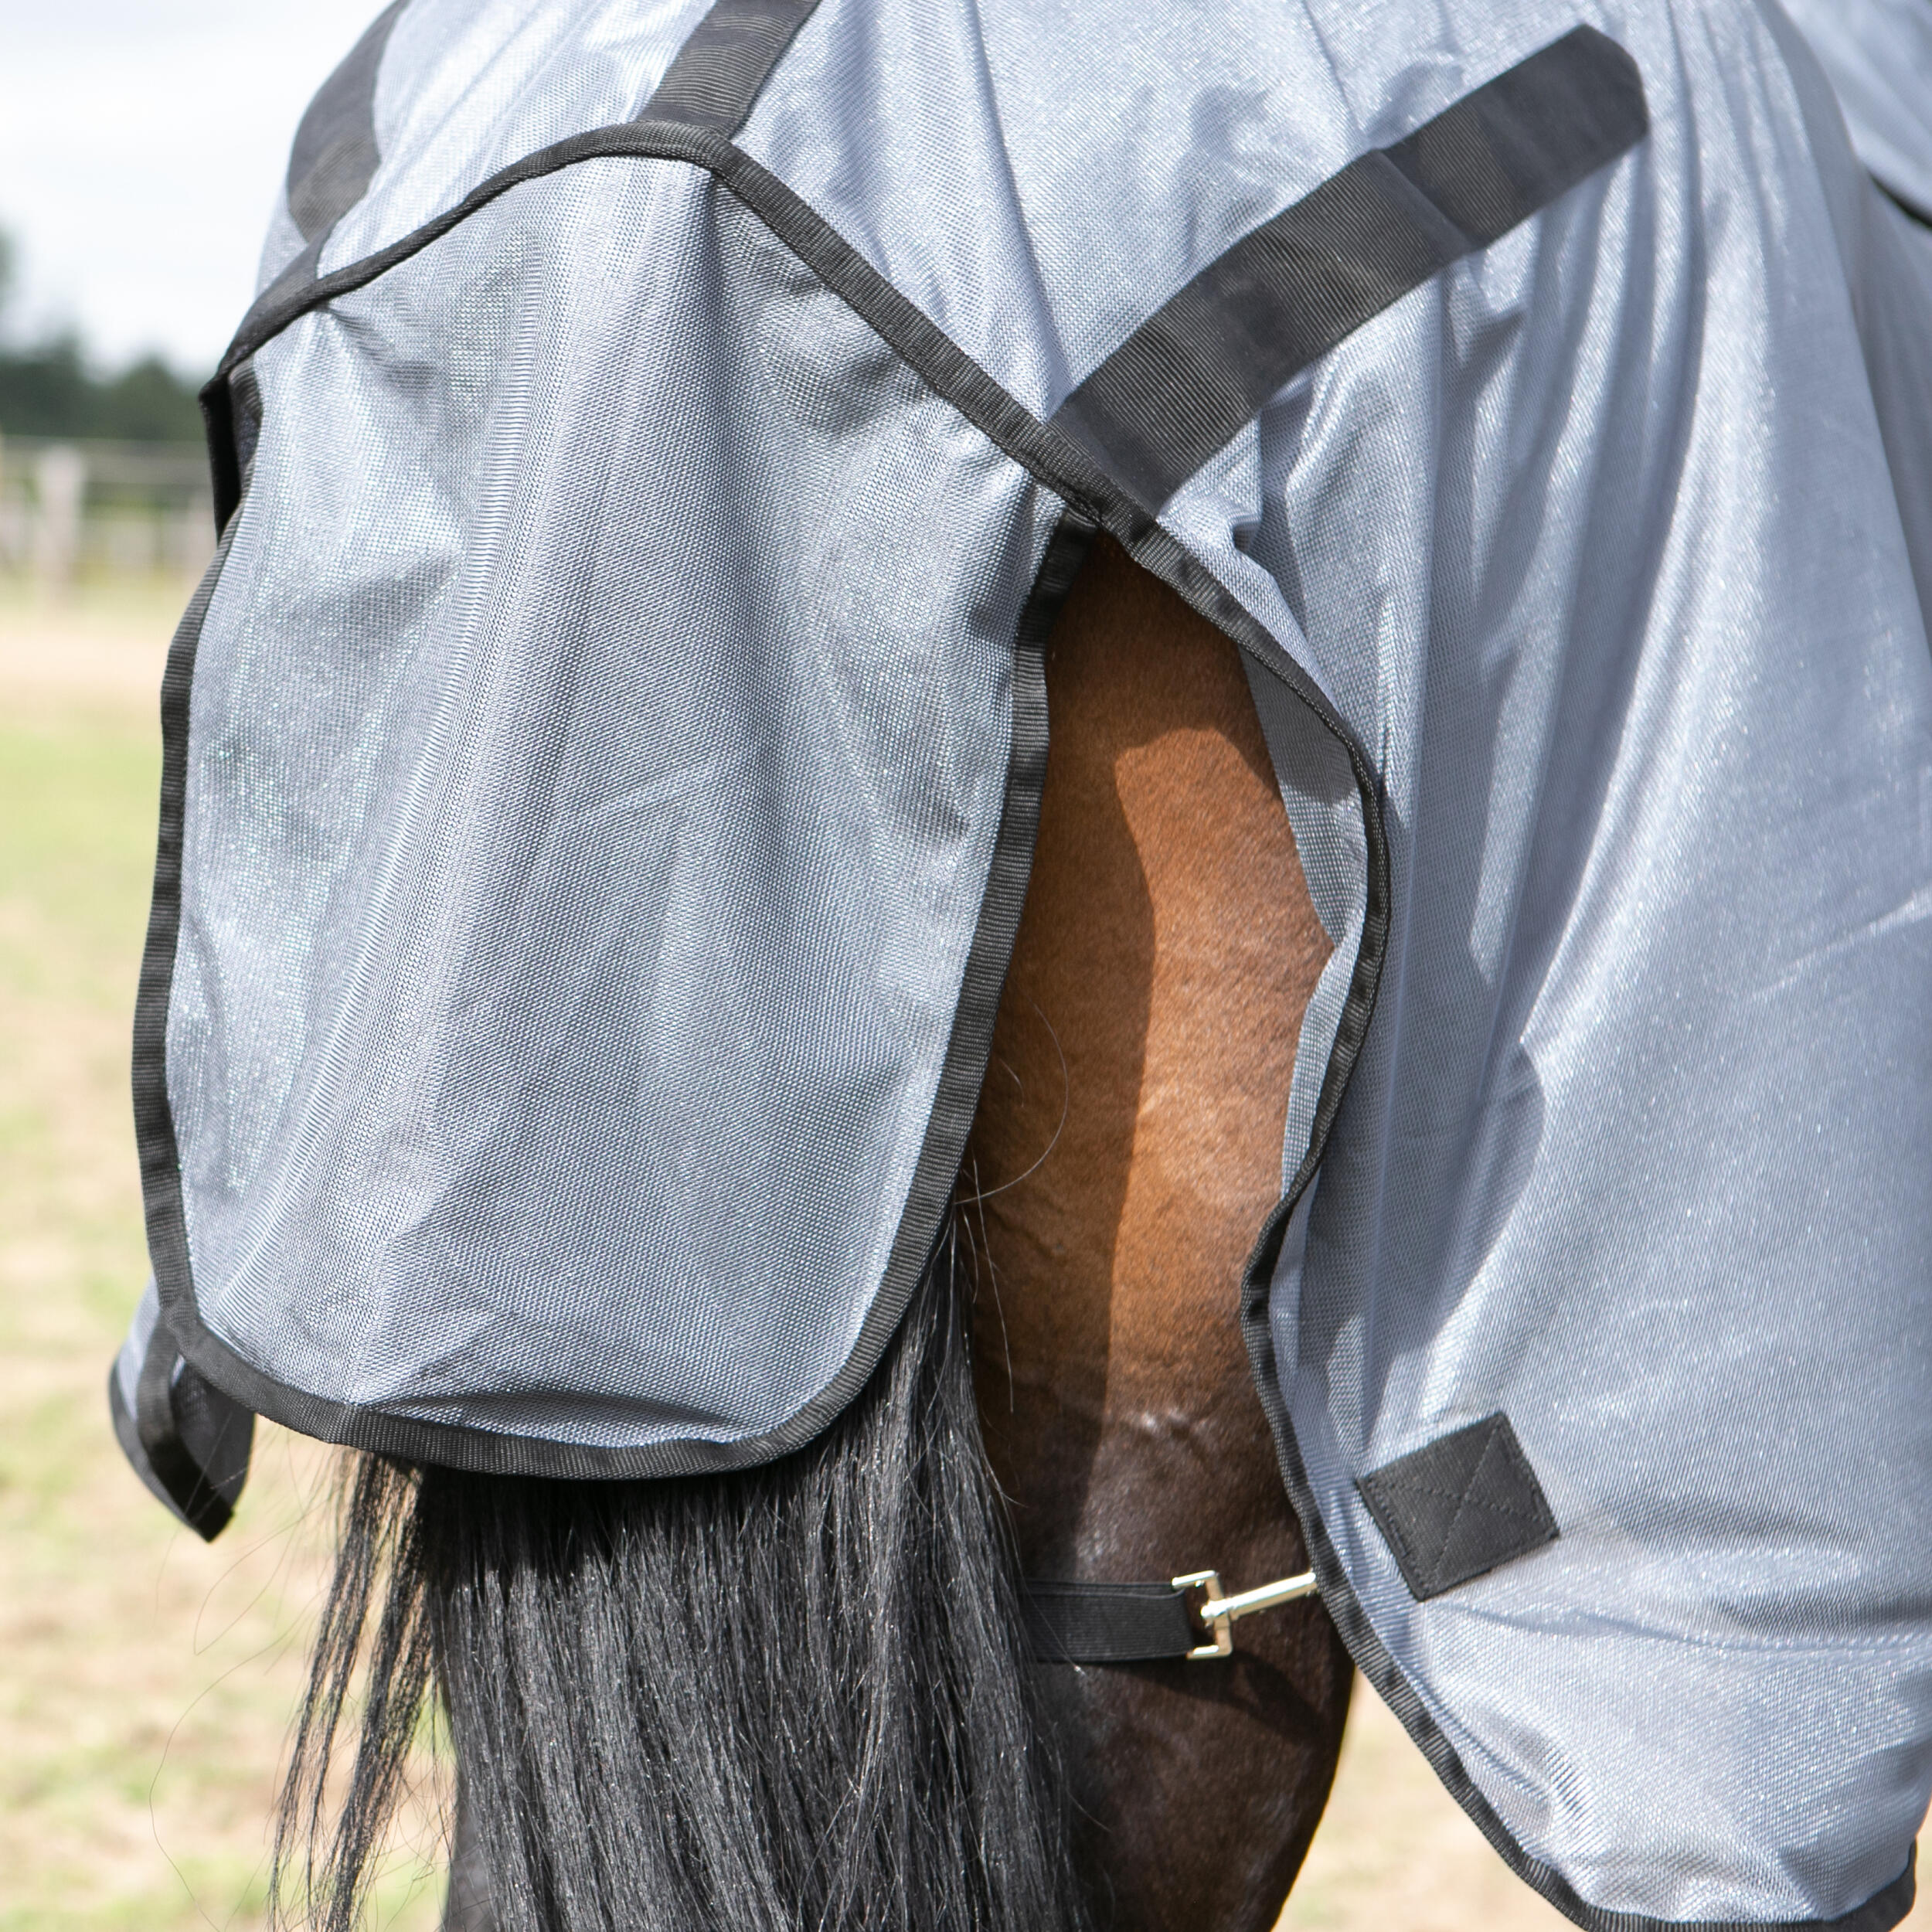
[645,0,821,133]
[1050,25,1648,513]
[1022,1580,1202,1663]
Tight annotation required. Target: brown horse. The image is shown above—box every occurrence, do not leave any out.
[962,532,1350,1932]
[299,532,1350,1932]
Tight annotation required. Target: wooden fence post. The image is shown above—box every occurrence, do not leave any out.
[31,444,87,593]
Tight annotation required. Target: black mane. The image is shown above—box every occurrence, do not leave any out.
[274,1238,1088,1932]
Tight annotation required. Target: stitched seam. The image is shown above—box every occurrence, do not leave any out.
[1359,1474,1430,1585]
[1427,1429,1512,1583]
[1374,1474,1549,1519]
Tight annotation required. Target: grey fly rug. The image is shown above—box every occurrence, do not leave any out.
[109,0,1932,1925]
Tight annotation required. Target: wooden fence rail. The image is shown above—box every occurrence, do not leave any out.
[0,433,214,587]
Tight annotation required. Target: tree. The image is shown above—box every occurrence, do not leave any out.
[0,228,206,443]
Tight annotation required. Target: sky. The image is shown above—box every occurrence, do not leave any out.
[0,1,383,377]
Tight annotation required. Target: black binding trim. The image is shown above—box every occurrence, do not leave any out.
[1022,1581,1201,1663]
[1051,26,1648,513]
[201,118,1116,536]
[134,531,233,1311]
[645,0,821,131]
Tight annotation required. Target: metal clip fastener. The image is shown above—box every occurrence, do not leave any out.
[1171,1567,1319,1661]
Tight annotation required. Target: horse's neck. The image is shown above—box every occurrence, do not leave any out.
[965,533,1329,1572]
[961,536,1349,1932]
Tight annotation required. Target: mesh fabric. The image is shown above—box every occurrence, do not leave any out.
[171,158,1050,1449]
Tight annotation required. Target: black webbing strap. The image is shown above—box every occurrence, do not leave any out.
[646,0,822,132]
[1050,25,1648,513]
[1022,1580,1202,1663]
[285,0,412,243]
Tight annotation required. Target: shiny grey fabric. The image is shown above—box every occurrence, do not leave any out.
[118,0,1932,1923]
[1165,5,1932,1920]
[1779,0,1932,216]
[754,0,1932,1917]
[175,158,1049,1445]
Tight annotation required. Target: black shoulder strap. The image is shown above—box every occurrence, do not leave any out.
[1051,26,1648,514]
[286,0,413,243]
[645,0,822,132]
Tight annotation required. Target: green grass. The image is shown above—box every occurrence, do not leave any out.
[0,674,442,1931]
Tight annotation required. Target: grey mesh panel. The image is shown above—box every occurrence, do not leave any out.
[318,0,716,276]
[1778,0,1932,216]
[255,193,308,298]
[1155,1,1932,1919]
[169,157,1049,1447]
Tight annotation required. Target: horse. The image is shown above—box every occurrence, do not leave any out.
[124,0,1932,1923]
[271,533,1351,1932]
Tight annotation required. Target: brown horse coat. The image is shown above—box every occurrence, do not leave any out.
[967,537,1350,1932]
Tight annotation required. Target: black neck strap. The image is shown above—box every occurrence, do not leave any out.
[1021,1580,1205,1664]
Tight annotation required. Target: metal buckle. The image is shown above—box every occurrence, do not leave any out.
[1172,1566,1319,1662]
[1171,1570,1233,1659]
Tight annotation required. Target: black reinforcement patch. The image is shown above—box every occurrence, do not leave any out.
[1050,25,1648,514]
[1359,1413,1559,1600]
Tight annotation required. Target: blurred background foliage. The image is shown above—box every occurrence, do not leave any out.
[0,233,206,445]
[0,231,215,594]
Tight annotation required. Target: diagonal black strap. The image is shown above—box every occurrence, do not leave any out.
[1022,1580,1202,1663]
[286,0,412,244]
[1050,25,1648,514]
[645,0,821,133]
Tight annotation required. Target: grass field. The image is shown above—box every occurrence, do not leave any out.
[0,580,1920,1932]
[0,583,445,1932]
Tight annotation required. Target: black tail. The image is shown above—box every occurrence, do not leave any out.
[273,1241,1089,1932]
